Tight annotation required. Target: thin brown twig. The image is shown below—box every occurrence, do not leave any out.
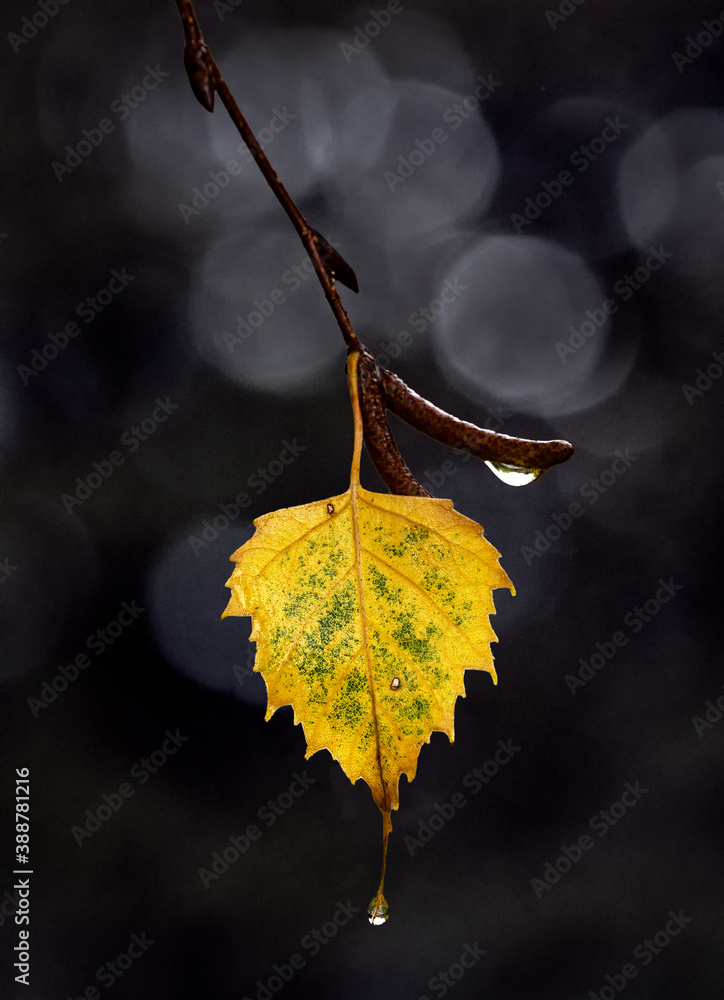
[174,0,361,348]
[172,0,574,492]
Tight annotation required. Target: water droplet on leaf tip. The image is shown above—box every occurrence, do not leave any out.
[484,460,545,487]
[367,893,389,925]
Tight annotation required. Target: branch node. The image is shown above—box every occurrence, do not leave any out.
[356,351,431,498]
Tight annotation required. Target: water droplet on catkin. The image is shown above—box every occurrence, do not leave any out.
[484,460,544,487]
[367,893,389,925]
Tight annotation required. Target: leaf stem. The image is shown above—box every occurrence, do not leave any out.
[346,351,364,489]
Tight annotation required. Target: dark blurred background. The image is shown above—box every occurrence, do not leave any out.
[2,0,723,997]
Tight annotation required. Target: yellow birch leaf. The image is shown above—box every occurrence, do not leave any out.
[222,352,514,922]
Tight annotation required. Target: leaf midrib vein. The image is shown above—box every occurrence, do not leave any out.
[351,484,389,811]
